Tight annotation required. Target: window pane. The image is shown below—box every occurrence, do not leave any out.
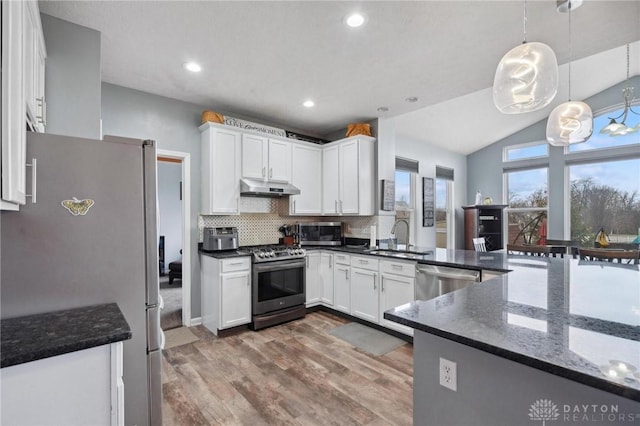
[570,158,640,246]
[505,143,548,161]
[569,106,640,152]
[506,168,548,245]
[507,169,548,208]
[395,170,411,209]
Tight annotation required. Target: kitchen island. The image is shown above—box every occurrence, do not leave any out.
[385,255,640,425]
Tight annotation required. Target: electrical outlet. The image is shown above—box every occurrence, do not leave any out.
[439,357,457,391]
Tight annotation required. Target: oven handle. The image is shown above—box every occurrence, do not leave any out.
[253,259,306,272]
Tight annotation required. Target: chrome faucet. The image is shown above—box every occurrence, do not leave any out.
[390,219,410,251]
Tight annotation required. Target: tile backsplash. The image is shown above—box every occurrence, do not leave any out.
[199,197,378,246]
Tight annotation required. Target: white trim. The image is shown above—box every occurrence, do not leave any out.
[189,317,202,326]
[503,140,549,162]
[563,164,571,240]
[157,149,192,327]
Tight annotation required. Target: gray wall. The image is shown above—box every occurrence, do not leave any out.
[101,83,204,317]
[158,161,182,266]
[467,76,640,240]
[414,331,640,425]
[396,134,467,249]
[41,14,101,139]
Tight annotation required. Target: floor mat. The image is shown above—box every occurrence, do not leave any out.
[328,322,406,356]
[163,327,199,350]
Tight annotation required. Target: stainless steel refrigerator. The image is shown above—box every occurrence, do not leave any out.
[1,131,163,425]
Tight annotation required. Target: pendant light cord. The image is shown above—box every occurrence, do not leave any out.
[522,0,527,43]
[568,3,572,101]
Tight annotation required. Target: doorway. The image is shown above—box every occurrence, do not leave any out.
[157,150,191,329]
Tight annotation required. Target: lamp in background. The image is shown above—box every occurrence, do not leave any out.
[493,0,559,114]
[546,0,593,146]
[599,45,640,137]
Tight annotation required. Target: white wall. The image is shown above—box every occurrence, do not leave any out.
[157,161,182,267]
[395,133,467,249]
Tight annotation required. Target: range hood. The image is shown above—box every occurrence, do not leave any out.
[240,178,300,197]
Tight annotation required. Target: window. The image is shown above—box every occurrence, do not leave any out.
[435,166,454,249]
[395,170,413,210]
[504,141,549,162]
[569,158,640,246]
[505,168,548,245]
[569,105,640,153]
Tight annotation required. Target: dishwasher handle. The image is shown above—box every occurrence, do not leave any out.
[416,266,480,282]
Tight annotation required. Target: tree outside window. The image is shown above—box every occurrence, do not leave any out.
[506,168,548,244]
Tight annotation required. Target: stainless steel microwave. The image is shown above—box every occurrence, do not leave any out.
[296,222,343,246]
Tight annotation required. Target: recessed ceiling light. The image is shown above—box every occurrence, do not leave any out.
[183,62,202,73]
[377,107,389,112]
[344,13,366,28]
[303,100,315,108]
[405,97,419,103]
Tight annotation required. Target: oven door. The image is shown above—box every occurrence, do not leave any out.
[253,258,306,315]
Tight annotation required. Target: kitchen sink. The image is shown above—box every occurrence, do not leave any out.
[366,249,433,260]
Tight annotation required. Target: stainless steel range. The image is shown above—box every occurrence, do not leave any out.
[242,245,307,330]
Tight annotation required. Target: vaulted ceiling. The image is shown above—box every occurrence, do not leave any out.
[40,1,640,154]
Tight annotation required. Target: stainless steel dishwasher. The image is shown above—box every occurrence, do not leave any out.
[415,264,481,301]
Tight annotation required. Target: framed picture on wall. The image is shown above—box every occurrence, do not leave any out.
[422,177,434,227]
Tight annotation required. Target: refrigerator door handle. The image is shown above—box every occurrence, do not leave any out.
[143,141,160,307]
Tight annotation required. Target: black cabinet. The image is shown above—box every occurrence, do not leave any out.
[159,235,165,276]
[463,205,507,251]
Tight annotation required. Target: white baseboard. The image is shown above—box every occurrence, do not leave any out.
[188,317,202,326]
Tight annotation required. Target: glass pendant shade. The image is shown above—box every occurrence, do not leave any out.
[546,101,593,146]
[493,42,559,114]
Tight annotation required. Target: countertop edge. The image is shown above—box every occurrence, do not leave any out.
[383,311,640,402]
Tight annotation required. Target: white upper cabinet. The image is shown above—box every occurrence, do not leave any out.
[321,136,375,216]
[2,0,26,208]
[290,143,322,215]
[1,0,45,210]
[200,123,241,215]
[241,134,291,183]
[23,0,46,133]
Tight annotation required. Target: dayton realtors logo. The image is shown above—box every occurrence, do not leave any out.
[529,399,560,425]
[529,400,639,424]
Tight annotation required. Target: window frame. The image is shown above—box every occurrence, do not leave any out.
[503,140,549,163]
[395,169,416,211]
[503,166,549,245]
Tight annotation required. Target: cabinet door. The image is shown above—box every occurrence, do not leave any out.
[350,268,379,322]
[379,273,415,335]
[322,145,340,214]
[23,1,36,126]
[319,253,334,305]
[305,253,321,306]
[339,140,359,214]
[220,271,251,328]
[241,133,267,180]
[33,33,46,133]
[1,0,26,207]
[290,144,321,215]
[267,139,291,183]
[203,127,241,214]
[333,265,350,313]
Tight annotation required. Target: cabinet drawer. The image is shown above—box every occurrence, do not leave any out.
[350,255,379,271]
[221,257,251,273]
[380,260,416,278]
[334,253,351,265]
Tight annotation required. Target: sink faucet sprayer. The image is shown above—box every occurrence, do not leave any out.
[390,219,410,251]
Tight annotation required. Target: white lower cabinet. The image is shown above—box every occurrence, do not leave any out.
[201,255,252,335]
[349,256,380,323]
[379,260,416,336]
[333,254,351,313]
[307,252,335,307]
[0,342,123,426]
[307,252,416,337]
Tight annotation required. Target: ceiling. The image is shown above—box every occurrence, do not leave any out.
[39,1,640,154]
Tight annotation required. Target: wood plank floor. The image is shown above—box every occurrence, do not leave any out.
[162,311,413,425]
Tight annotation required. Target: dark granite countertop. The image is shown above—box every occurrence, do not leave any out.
[384,256,640,401]
[1,303,131,368]
[199,248,252,259]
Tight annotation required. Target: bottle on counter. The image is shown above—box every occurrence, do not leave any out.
[475,190,483,205]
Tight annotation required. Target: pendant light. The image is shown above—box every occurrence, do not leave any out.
[493,0,559,114]
[546,2,593,146]
[599,44,640,137]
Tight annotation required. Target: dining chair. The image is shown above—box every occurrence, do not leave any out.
[507,244,550,257]
[473,237,487,252]
[578,248,640,265]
